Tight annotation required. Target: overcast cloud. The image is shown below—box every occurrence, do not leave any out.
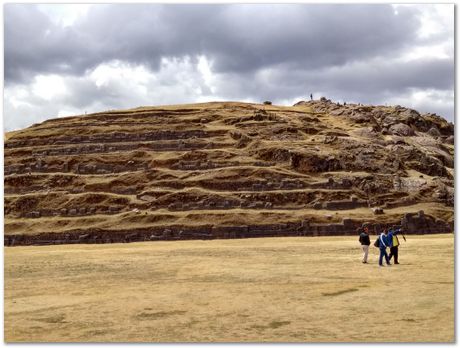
[4,3,454,131]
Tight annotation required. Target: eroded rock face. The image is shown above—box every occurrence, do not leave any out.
[4,100,454,245]
[389,123,414,137]
[290,152,342,173]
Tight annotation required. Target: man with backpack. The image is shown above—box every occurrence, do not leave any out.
[358,226,371,263]
[375,228,391,267]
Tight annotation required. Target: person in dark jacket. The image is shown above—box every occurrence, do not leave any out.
[359,226,371,263]
[378,229,391,267]
[388,226,406,264]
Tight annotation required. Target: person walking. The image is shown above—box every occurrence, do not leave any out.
[378,229,391,267]
[388,226,406,264]
[359,226,371,263]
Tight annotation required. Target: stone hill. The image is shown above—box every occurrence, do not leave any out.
[4,99,454,246]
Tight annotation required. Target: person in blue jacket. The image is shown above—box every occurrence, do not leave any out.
[378,229,392,267]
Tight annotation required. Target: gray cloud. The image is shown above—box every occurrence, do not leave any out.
[5,4,423,81]
[4,3,454,130]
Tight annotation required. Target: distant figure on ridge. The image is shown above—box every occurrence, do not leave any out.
[310,93,313,101]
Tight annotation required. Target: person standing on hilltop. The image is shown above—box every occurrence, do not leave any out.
[310,93,313,101]
[358,226,371,263]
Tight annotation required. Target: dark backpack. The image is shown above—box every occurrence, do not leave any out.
[374,237,380,248]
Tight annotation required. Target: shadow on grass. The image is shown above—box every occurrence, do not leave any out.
[135,310,187,320]
[322,288,358,297]
[250,320,291,331]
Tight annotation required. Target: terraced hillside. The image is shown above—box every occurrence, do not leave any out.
[4,99,454,246]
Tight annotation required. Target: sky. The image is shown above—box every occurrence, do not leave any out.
[3,3,455,131]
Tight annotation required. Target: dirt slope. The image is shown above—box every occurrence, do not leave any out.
[4,99,454,245]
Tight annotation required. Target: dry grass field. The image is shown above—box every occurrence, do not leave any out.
[5,234,454,343]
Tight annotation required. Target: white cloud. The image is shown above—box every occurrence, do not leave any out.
[4,57,226,131]
[89,60,150,88]
[401,44,452,61]
[385,88,454,118]
[392,4,453,40]
[398,4,453,62]
[37,4,91,27]
[197,56,216,94]
[31,74,68,100]
[416,4,453,40]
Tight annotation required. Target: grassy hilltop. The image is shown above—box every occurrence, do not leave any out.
[4,100,454,245]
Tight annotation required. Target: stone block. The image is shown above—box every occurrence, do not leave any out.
[26,211,41,218]
[313,202,322,209]
[109,206,119,213]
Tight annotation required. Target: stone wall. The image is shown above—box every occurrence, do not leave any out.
[6,213,452,246]
[151,190,352,211]
[200,179,308,192]
[401,210,451,234]
[323,197,368,210]
[4,141,230,166]
[5,129,228,149]
[17,206,123,218]
[310,178,353,189]
[5,221,352,246]
[170,160,240,171]
[4,161,147,175]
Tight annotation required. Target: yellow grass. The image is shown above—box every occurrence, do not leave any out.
[5,234,454,342]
